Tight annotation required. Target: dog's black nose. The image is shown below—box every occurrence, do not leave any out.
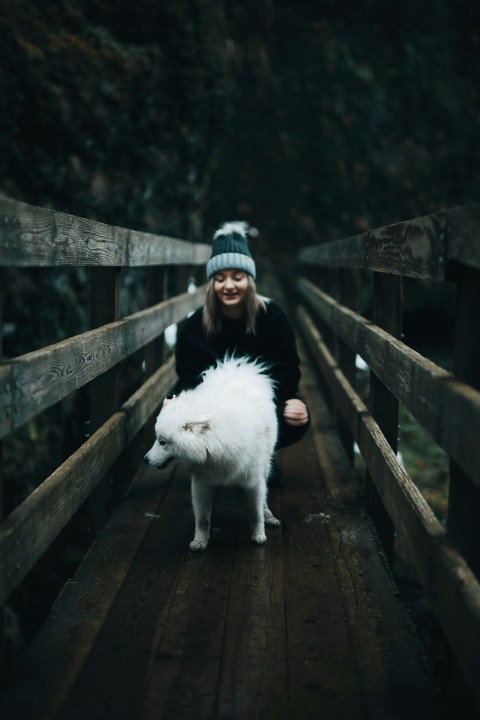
[143,456,150,465]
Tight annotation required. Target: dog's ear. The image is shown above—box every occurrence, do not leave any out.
[181,420,211,435]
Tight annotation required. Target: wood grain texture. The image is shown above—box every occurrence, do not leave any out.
[0,356,175,607]
[57,475,194,720]
[121,356,176,443]
[0,465,174,720]
[139,491,242,720]
[296,307,443,580]
[1,286,205,439]
[128,228,211,267]
[145,267,168,376]
[0,412,126,608]
[299,210,447,280]
[0,197,210,267]
[88,266,121,534]
[298,277,480,489]
[215,507,288,720]
[278,435,366,719]
[366,273,402,563]
[296,305,480,710]
[447,203,480,270]
[299,204,480,276]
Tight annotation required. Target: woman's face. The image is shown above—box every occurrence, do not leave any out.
[213,269,249,313]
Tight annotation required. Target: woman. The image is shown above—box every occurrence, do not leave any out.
[167,221,310,455]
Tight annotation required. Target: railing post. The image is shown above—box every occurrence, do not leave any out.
[447,264,480,579]
[174,264,192,343]
[145,267,169,377]
[367,272,403,564]
[142,266,169,453]
[336,268,358,463]
[88,266,121,537]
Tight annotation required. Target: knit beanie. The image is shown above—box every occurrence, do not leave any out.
[206,221,256,280]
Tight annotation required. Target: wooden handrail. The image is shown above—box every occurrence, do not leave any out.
[0,198,208,618]
[0,286,206,439]
[296,305,480,708]
[0,357,177,608]
[297,277,480,488]
[0,197,211,267]
[298,203,480,276]
[296,202,480,712]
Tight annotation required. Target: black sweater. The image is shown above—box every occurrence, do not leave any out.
[174,300,301,405]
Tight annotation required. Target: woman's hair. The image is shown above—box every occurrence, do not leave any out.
[202,275,267,335]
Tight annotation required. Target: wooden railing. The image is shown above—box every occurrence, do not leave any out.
[0,198,209,632]
[295,203,480,712]
[2,196,480,712]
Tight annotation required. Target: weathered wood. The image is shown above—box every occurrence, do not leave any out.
[296,305,480,709]
[122,356,176,443]
[145,267,168,376]
[89,267,121,432]
[336,268,358,463]
[278,438,367,719]
[0,412,126,608]
[296,307,442,582]
[138,495,241,720]
[299,210,447,280]
[0,286,205,440]
[0,465,175,720]
[128,229,210,267]
[447,203,480,271]
[297,344,440,718]
[0,356,175,607]
[88,266,121,535]
[215,506,287,719]
[367,273,402,563]
[298,277,480,489]
[56,475,194,720]
[0,197,211,267]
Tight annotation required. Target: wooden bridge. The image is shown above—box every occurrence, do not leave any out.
[0,198,479,719]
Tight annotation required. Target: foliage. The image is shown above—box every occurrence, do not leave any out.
[1,1,479,247]
[0,0,238,238]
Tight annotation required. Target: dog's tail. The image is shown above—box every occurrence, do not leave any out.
[200,354,276,398]
[212,353,272,376]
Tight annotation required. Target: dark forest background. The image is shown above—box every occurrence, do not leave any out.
[0,0,479,669]
[2,0,479,248]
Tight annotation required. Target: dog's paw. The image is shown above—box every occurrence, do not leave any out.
[190,539,208,552]
[263,504,281,527]
[251,532,267,545]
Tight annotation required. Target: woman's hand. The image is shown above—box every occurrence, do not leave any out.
[283,399,309,426]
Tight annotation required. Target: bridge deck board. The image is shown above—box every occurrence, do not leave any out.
[0,345,441,720]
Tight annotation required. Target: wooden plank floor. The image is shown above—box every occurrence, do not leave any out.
[0,343,442,720]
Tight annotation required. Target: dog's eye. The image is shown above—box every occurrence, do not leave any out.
[158,439,167,446]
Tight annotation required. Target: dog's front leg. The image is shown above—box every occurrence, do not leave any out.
[264,502,281,527]
[190,478,213,551]
[246,483,267,544]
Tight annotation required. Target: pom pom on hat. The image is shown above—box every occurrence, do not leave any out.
[206,221,256,280]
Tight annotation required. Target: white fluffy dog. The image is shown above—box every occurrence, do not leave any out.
[144,356,280,551]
